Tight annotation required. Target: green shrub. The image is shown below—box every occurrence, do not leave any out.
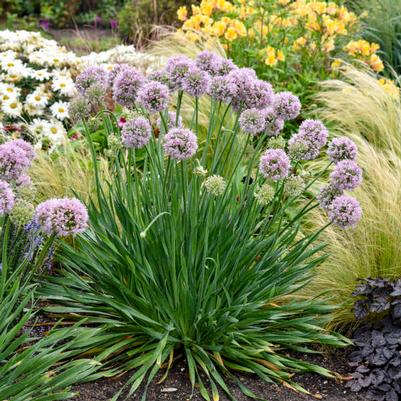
[41,54,354,399]
[118,0,194,45]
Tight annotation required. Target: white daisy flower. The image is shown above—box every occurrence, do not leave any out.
[26,91,49,108]
[31,69,51,81]
[52,77,76,96]
[43,119,67,145]
[50,101,69,121]
[1,99,22,117]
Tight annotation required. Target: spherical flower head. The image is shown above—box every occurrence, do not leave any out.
[11,139,35,162]
[85,84,107,109]
[195,51,221,76]
[254,183,275,205]
[112,67,144,108]
[0,180,15,215]
[244,80,274,110]
[288,134,319,160]
[328,137,358,163]
[149,70,173,90]
[76,66,108,94]
[262,107,284,137]
[239,108,266,135]
[227,68,257,109]
[68,95,91,123]
[267,136,286,149]
[121,117,152,149]
[330,159,363,191]
[165,56,195,91]
[137,81,170,113]
[259,149,290,181]
[34,198,88,237]
[10,199,34,226]
[163,128,198,160]
[284,175,304,197]
[217,58,237,76]
[182,66,211,97]
[317,184,343,210]
[273,92,301,121]
[108,63,130,88]
[203,175,227,197]
[208,76,233,103]
[157,111,182,131]
[298,119,328,149]
[0,141,30,182]
[328,195,362,229]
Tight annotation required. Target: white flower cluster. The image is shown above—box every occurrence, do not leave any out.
[0,30,165,152]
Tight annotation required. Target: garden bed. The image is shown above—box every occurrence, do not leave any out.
[72,350,365,401]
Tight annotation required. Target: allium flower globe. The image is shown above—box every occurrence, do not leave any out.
[328,137,358,163]
[0,180,15,215]
[263,107,284,137]
[11,139,35,161]
[195,51,221,76]
[328,195,362,229]
[330,160,363,190]
[35,198,88,237]
[245,80,274,110]
[208,76,233,103]
[113,67,144,108]
[239,108,266,135]
[0,141,31,181]
[76,66,109,94]
[203,175,227,197]
[317,184,343,210]
[182,67,211,97]
[273,92,301,121]
[137,81,170,113]
[121,117,152,149]
[165,56,195,90]
[163,128,198,160]
[259,149,290,181]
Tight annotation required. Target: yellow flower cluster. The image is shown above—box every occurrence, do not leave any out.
[344,40,384,72]
[378,78,400,98]
[177,0,386,75]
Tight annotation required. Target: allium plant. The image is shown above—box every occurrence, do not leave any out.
[43,53,364,400]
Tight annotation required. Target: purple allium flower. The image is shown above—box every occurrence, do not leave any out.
[299,120,328,148]
[165,56,195,91]
[76,66,109,94]
[112,67,144,108]
[15,173,32,188]
[163,128,198,160]
[244,80,274,110]
[195,51,221,76]
[108,63,130,88]
[34,198,88,237]
[288,119,328,160]
[227,68,257,109]
[182,67,211,97]
[157,111,183,130]
[0,180,15,215]
[317,184,343,210]
[328,137,358,163]
[239,108,266,135]
[0,141,30,181]
[273,92,301,121]
[149,70,173,89]
[208,76,233,103]
[328,195,362,229]
[137,81,170,113]
[121,117,152,149]
[259,149,290,180]
[10,139,35,161]
[262,107,284,137]
[217,58,237,76]
[330,160,363,190]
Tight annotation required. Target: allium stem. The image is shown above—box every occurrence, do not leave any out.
[0,216,10,299]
